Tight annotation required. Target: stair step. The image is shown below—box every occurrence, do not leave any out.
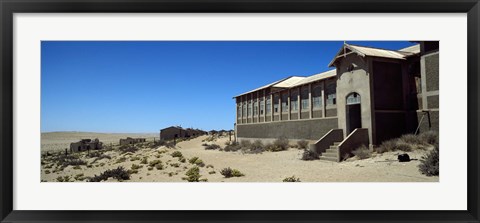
[322,152,338,159]
[323,150,338,156]
[320,156,338,162]
[333,142,341,146]
[329,145,339,150]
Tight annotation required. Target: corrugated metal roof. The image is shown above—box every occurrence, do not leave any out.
[272,76,305,88]
[348,44,415,59]
[290,69,336,88]
[233,76,299,98]
[329,43,418,67]
[399,44,420,54]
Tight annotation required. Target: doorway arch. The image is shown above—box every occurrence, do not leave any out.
[346,92,361,135]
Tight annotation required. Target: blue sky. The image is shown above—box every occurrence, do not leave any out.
[41,41,415,133]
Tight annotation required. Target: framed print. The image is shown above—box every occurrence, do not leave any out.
[1,0,479,222]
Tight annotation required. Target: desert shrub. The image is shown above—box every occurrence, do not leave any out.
[352,145,371,159]
[395,141,414,152]
[399,134,424,145]
[240,140,252,148]
[283,176,301,182]
[56,175,71,182]
[188,157,199,164]
[419,131,439,145]
[171,151,183,158]
[149,160,164,170]
[130,156,141,161]
[182,166,207,182]
[115,157,127,163]
[205,144,221,150]
[243,140,265,154]
[147,167,153,171]
[140,157,148,164]
[297,140,309,150]
[88,166,130,182]
[55,154,87,167]
[131,164,143,170]
[225,141,231,146]
[91,154,111,163]
[178,157,186,163]
[266,137,290,152]
[86,151,103,158]
[206,164,214,168]
[72,165,82,170]
[119,145,138,154]
[44,170,51,174]
[170,163,180,168]
[419,144,439,176]
[74,173,85,181]
[201,143,209,146]
[224,141,242,152]
[220,167,245,178]
[301,149,319,161]
[208,171,216,174]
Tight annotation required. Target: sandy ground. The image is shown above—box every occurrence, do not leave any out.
[41,132,158,152]
[41,134,438,182]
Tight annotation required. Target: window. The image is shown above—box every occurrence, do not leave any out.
[254,99,258,116]
[237,104,242,118]
[260,98,265,115]
[281,92,288,112]
[326,82,336,105]
[301,87,309,110]
[266,97,271,114]
[291,90,299,111]
[273,94,279,113]
[248,101,252,117]
[346,92,361,105]
[312,85,322,109]
[243,102,247,117]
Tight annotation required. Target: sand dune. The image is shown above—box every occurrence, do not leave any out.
[41,134,438,182]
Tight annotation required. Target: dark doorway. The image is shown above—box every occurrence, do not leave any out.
[346,93,361,135]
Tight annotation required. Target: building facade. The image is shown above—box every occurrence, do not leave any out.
[160,126,207,140]
[234,42,439,159]
[119,137,146,145]
[70,138,103,152]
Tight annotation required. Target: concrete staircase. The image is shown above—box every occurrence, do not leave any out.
[319,142,341,162]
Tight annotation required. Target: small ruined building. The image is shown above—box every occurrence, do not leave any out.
[160,126,207,140]
[234,41,439,162]
[119,137,146,145]
[70,138,103,152]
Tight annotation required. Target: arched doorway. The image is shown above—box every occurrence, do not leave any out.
[346,92,361,135]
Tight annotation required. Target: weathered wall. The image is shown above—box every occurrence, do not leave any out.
[335,54,373,143]
[416,110,439,133]
[237,117,338,140]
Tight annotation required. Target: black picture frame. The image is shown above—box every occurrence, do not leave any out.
[1,0,479,222]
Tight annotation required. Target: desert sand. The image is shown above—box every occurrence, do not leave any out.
[41,133,438,182]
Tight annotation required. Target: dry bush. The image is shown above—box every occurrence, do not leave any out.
[220,167,244,178]
[171,151,183,158]
[301,149,319,161]
[182,166,207,182]
[204,144,221,150]
[88,166,130,182]
[242,140,265,154]
[283,176,301,182]
[224,141,242,152]
[297,140,309,150]
[419,143,439,176]
[266,137,290,152]
[419,131,439,145]
[352,145,371,160]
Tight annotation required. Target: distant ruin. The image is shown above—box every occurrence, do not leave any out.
[119,137,146,145]
[70,138,103,152]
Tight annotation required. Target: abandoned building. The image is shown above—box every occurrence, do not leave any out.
[70,138,103,152]
[234,41,439,161]
[160,126,207,140]
[119,137,146,145]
